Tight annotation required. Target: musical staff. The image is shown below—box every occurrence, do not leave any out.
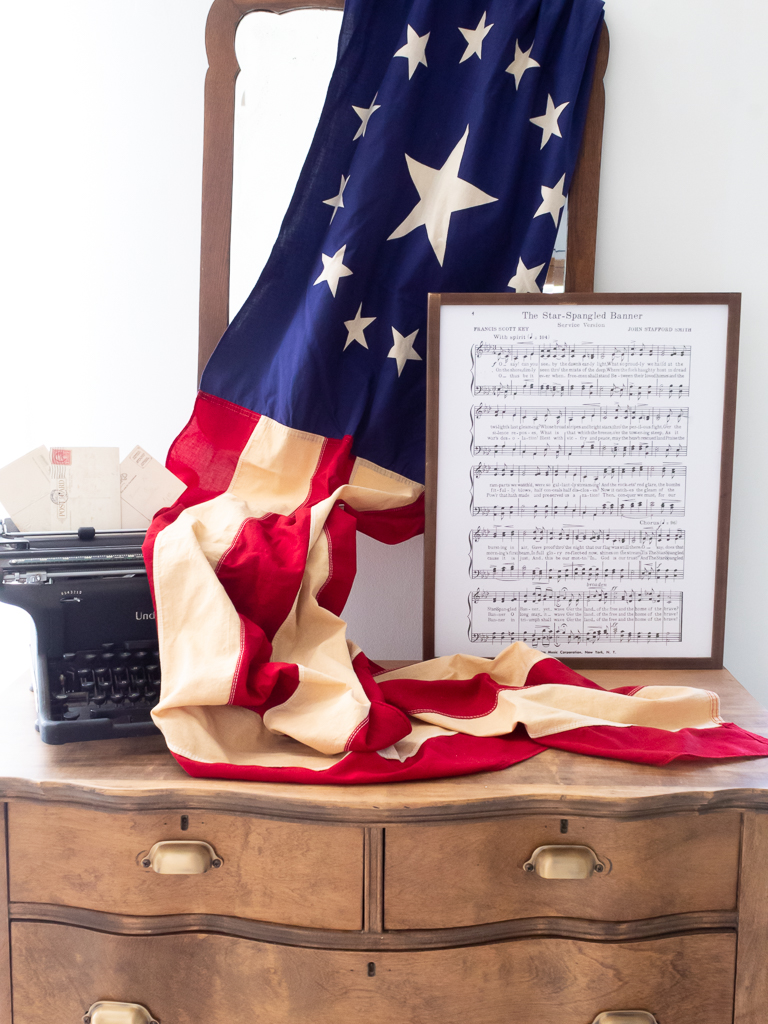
[471,588,682,605]
[468,628,684,645]
[472,464,685,480]
[474,381,690,399]
[475,342,691,360]
[471,527,685,543]
[470,526,685,581]
[472,442,687,458]
[468,588,684,647]
[471,404,689,459]
[472,342,691,410]
[471,564,683,581]
[473,405,688,422]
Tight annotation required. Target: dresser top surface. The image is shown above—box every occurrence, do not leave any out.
[1,667,768,820]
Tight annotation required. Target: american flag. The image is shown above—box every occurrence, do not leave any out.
[143,0,768,783]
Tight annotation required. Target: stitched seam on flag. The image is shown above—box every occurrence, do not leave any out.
[298,437,329,512]
[198,391,261,421]
[215,516,252,574]
[345,714,370,751]
[316,522,334,602]
[350,457,424,490]
[229,620,247,705]
[167,744,350,769]
[706,690,724,724]
[407,693,502,720]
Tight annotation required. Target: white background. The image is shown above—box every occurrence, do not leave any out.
[1,1,767,703]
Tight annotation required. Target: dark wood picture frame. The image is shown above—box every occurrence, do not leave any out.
[197,2,609,381]
[424,292,741,670]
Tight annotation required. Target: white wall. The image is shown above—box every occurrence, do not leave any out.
[0,0,210,469]
[2,1,768,699]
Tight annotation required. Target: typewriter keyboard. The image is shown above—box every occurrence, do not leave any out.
[47,641,161,724]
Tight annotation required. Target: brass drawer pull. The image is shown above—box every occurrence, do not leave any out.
[591,1014,657,1024]
[140,840,223,874]
[83,1002,158,1024]
[523,844,605,878]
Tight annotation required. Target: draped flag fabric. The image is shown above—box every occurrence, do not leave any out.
[143,0,768,783]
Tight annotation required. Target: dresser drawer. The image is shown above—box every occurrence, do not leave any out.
[7,802,363,930]
[384,812,741,929]
[10,922,735,1024]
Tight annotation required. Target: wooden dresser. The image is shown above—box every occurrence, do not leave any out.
[1,667,767,1024]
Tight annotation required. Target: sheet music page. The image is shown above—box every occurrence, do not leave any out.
[433,302,730,659]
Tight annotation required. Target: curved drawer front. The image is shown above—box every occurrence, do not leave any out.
[7,802,363,930]
[384,812,740,929]
[10,922,735,1024]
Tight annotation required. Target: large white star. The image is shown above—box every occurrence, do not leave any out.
[530,95,569,149]
[323,175,350,223]
[352,94,381,140]
[314,245,353,297]
[534,174,566,227]
[508,258,546,293]
[343,303,376,350]
[394,25,430,79]
[387,126,497,266]
[388,327,422,376]
[459,12,493,62]
[505,40,540,88]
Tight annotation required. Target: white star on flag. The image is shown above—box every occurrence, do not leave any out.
[323,175,350,222]
[505,40,540,88]
[388,126,497,266]
[314,245,353,297]
[459,12,493,62]
[352,94,381,140]
[508,258,546,293]
[343,303,376,350]
[388,327,422,376]
[534,174,566,227]
[394,25,430,79]
[530,95,569,149]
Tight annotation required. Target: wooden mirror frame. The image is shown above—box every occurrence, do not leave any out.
[198,0,609,381]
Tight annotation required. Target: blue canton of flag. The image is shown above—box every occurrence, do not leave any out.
[201,0,605,486]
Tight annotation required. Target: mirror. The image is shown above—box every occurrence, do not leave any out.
[229,10,343,318]
[228,8,567,322]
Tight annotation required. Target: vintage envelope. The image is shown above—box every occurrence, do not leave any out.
[49,447,121,530]
[119,446,186,529]
[0,446,52,531]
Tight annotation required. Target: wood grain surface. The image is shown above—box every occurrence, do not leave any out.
[564,23,609,292]
[7,803,363,930]
[10,923,736,1024]
[0,670,767,819]
[0,806,11,1024]
[734,811,768,1023]
[384,811,741,929]
[6,901,737,951]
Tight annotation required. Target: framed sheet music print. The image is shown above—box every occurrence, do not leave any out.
[424,293,740,669]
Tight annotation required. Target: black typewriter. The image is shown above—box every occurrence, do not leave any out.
[0,519,161,744]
